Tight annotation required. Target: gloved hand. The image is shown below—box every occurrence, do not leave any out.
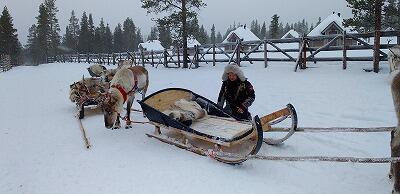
[236,104,247,113]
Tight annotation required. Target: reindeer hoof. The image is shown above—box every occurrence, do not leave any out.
[112,126,120,130]
[125,124,132,129]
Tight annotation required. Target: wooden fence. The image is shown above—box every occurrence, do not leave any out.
[50,30,400,72]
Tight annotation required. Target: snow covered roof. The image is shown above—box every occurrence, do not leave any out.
[138,40,164,51]
[222,26,260,43]
[308,13,355,36]
[281,29,299,39]
[187,37,201,48]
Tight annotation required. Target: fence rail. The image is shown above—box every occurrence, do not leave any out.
[49,30,400,71]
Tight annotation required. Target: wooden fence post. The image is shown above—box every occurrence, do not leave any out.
[301,38,307,69]
[373,0,382,73]
[194,45,199,68]
[343,31,347,70]
[236,39,241,66]
[133,53,137,65]
[212,44,216,66]
[163,49,168,68]
[141,49,145,67]
[264,41,268,68]
[151,51,154,67]
[87,54,90,64]
[177,46,181,68]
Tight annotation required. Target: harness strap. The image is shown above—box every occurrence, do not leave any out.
[111,84,128,102]
[110,73,138,103]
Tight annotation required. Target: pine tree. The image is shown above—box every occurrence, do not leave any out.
[122,17,136,51]
[344,0,378,32]
[260,22,267,40]
[316,17,322,27]
[36,3,50,63]
[141,0,206,68]
[224,24,235,40]
[147,26,158,41]
[210,24,216,44]
[309,24,314,32]
[383,0,399,30]
[78,12,90,53]
[278,22,284,37]
[113,23,123,52]
[63,10,79,52]
[44,0,61,56]
[269,14,280,39]
[250,20,261,38]
[216,31,223,43]
[0,6,21,64]
[88,13,95,52]
[283,23,291,35]
[26,24,40,64]
[104,24,113,53]
[198,25,208,44]
[188,17,200,40]
[158,23,172,48]
[93,18,106,53]
[135,28,143,50]
[62,26,74,52]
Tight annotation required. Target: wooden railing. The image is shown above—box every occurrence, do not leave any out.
[49,30,400,71]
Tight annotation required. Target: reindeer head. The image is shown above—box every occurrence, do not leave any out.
[102,69,117,82]
[101,92,121,129]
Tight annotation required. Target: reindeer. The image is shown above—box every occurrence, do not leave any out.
[87,64,107,77]
[391,70,400,194]
[101,66,149,129]
[118,59,135,69]
[389,45,400,73]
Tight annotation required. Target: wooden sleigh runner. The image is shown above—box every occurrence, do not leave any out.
[138,88,297,164]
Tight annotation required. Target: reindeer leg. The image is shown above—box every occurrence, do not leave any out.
[113,113,121,129]
[125,96,134,129]
[141,84,148,118]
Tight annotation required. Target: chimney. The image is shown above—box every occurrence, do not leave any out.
[337,12,341,17]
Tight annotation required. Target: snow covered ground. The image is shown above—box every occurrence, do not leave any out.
[0,61,396,194]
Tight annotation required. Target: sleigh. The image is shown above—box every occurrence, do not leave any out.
[69,77,109,119]
[138,88,297,164]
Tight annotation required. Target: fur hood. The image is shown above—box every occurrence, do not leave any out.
[222,63,246,81]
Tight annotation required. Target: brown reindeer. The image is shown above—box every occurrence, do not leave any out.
[101,66,149,129]
[391,70,400,194]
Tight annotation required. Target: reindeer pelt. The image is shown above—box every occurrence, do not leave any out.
[391,70,400,193]
[162,99,208,124]
[87,64,107,77]
[69,77,106,103]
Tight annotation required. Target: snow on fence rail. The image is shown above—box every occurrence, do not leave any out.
[49,31,400,71]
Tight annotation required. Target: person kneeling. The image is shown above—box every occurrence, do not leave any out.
[217,63,255,121]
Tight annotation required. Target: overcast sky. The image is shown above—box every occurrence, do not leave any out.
[0,0,352,45]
